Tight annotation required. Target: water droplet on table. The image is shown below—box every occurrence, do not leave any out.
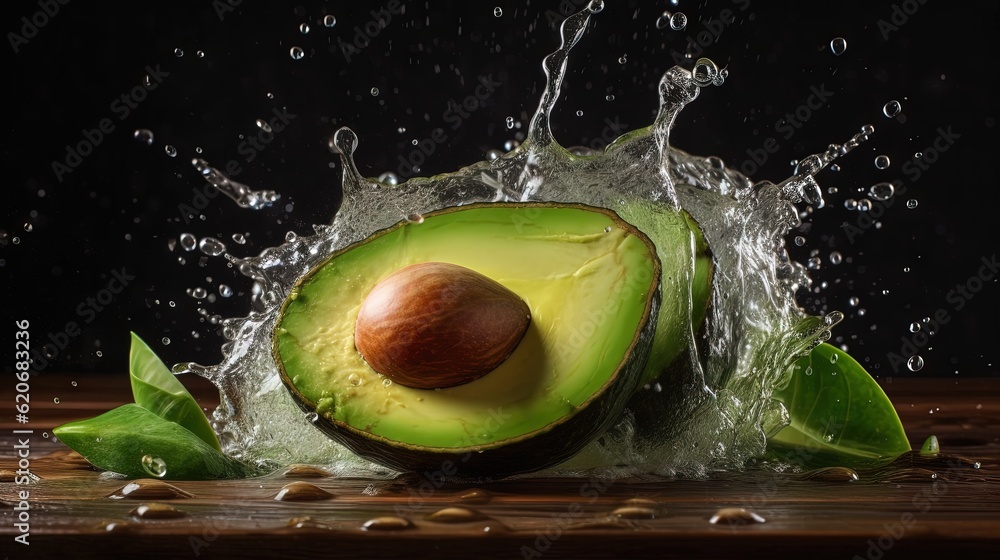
[140,455,167,478]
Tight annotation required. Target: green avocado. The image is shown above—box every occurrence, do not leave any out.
[273,202,707,477]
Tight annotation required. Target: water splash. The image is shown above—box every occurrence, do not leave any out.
[182,3,865,477]
[191,158,280,210]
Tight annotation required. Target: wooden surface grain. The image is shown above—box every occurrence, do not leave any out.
[1,375,997,559]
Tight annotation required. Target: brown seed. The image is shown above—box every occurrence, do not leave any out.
[354,261,530,389]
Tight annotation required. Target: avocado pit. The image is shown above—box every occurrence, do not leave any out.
[354,261,531,389]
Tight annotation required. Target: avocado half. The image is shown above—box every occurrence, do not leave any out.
[273,202,704,477]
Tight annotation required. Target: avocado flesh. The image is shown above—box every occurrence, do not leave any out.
[275,203,661,463]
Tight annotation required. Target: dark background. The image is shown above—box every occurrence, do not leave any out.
[2,1,998,381]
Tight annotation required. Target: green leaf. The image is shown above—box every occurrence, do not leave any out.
[52,404,249,480]
[768,343,911,468]
[129,331,221,451]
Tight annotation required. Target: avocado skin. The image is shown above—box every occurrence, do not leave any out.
[274,202,662,480]
[282,284,659,480]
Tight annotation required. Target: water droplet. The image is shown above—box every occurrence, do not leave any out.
[906,198,918,209]
[692,58,720,87]
[505,116,515,129]
[53,397,60,404]
[164,145,177,157]
[588,0,604,13]
[669,12,687,30]
[255,118,272,133]
[174,48,184,57]
[196,50,205,58]
[162,337,171,345]
[289,46,305,60]
[883,100,902,118]
[362,516,413,531]
[485,149,503,161]
[130,503,186,520]
[493,7,503,17]
[219,284,233,298]
[189,287,208,299]
[920,435,940,455]
[655,11,671,29]
[907,355,924,371]
[23,223,33,232]
[275,481,334,501]
[348,373,362,386]
[198,236,227,256]
[804,366,813,376]
[304,412,319,423]
[830,353,839,364]
[370,87,379,96]
[618,54,628,64]
[299,23,310,34]
[874,155,890,169]
[179,233,197,251]
[406,213,424,224]
[133,129,154,145]
[830,37,847,56]
[141,455,167,478]
[378,171,399,185]
[709,508,765,525]
[71,380,78,387]
[909,322,921,333]
[323,15,337,28]
[605,94,615,101]
[857,198,872,212]
[849,296,860,306]
[869,182,895,201]
[829,251,842,265]
[232,233,247,244]
[794,236,806,246]
[382,378,393,388]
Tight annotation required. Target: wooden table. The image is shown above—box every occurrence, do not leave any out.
[2,375,997,559]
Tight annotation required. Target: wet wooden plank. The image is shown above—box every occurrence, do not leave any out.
[1,376,997,558]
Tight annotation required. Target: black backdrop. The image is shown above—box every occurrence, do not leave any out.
[3,1,998,381]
